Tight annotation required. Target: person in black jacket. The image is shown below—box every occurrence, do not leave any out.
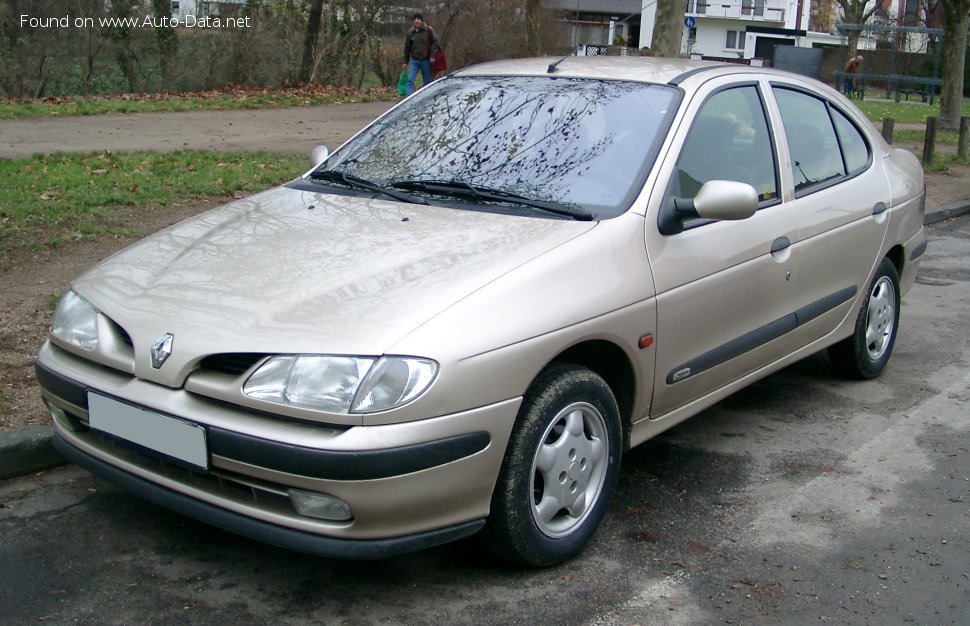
[402,12,439,96]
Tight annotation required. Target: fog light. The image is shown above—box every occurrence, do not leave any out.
[289,489,353,521]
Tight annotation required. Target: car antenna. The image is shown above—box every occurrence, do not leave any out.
[547,47,578,74]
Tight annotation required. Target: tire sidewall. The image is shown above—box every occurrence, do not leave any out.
[490,364,622,566]
[855,258,901,377]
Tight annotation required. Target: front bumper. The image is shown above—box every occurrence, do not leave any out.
[36,341,520,558]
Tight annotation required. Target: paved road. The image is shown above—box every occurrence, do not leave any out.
[0,102,395,158]
[2,216,968,625]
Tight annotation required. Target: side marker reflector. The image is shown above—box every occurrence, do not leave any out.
[638,334,654,350]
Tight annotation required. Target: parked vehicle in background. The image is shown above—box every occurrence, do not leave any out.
[36,57,926,567]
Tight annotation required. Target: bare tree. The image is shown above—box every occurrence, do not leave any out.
[300,0,325,84]
[525,0,541,55]
[106,0,138,91]
[151,0,178,84]
[937,0,969,129]
[77,0,105,97]
[835,0,881,56]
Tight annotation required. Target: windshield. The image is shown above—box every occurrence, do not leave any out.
[316,75,680,219]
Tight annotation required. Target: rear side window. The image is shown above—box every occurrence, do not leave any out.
[831,109,869,174]
[773,87,871,196]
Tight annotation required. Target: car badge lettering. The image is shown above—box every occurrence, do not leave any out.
[151,333,174,369]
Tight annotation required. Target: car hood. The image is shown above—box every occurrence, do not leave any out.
[73,186,595,382]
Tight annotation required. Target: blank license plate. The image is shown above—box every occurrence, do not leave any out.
[87,393,209,470]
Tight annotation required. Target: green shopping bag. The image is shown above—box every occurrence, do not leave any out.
[397,71,408,97]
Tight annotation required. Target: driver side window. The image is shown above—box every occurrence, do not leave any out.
[672,85,779,206]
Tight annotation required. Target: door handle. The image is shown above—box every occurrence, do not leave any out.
[872,202,888,216]
[770,236,791,254]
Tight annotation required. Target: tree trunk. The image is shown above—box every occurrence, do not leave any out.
[939,0,970,130]
[845,30,860,57]
[108,2,136,92]
[651,0,684,58]
[300,0,325,84]
[152,0,178,87]
[525,0,541,56]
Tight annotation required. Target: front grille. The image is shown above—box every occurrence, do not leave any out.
[113,323,133,347]
[59,414,298,515]
[198,353,269,377]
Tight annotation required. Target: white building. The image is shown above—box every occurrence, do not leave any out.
[640,0,823,63]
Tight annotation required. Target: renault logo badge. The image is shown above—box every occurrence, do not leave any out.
[151,333,174,369]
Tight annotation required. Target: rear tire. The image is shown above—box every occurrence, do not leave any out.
[482,363,622,567]
[829,258,900,379]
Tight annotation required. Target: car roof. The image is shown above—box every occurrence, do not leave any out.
[451,55,810,89]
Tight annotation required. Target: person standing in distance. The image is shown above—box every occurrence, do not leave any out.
[403,12,438,96]
[842,55,863,98]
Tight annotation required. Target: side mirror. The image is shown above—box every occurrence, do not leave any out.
[658,180,759,235]
[309,145,330,170]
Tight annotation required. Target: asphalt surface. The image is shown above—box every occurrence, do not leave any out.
[2,214,969,624]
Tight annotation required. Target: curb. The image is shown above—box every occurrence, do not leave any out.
[2,202,969,482]
[0,424,65,480]
[924,200,970,225]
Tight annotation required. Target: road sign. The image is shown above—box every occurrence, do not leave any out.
[685,16,696,28]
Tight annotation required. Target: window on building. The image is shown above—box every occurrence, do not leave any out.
[689,0,708,15]
[742,0,765,16]
[569,22,609,46]
[726,30,741,50]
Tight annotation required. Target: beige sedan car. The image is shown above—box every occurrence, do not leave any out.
[36,57,926,566]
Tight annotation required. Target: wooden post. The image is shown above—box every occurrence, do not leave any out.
[959,116,969,159]
[882,118,895,145]
[922,116,937,164]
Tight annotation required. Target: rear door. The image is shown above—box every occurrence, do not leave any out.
[769,83,890,345]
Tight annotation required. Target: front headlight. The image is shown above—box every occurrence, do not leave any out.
[50,290,99,351]
[243,355,438,414]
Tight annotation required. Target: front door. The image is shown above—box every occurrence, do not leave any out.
[646,79,796,418]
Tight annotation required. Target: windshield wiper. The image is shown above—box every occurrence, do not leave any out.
[391,180,593,221]
[308,170,428,205]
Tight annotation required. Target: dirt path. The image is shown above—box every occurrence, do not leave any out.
[0,103,967,432]
[0,101,395,158]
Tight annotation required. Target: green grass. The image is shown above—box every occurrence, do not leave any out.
[0,86,398,120]
[855,97,970,125]
[893,128,960,144]
[0,150,305,257]
[921,153,970,172]
[44,292,63,312]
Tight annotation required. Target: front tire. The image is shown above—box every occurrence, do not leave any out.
[482,363,622,567]
[829,258,900,379]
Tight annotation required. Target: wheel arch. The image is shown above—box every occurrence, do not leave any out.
[550,340,636,450]
[885,243,905,277]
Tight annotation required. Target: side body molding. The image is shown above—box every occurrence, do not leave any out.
[665,286,857,385]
